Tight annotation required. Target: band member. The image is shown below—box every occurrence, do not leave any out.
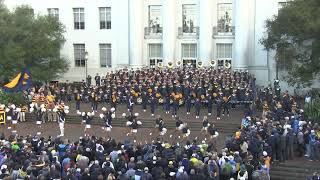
[155,116,167,136]
[150,96,156,117]
[141,91,148,112]
[262,101,269,118]
[230,92,237,109]
[208,124,219,138]
[207,124,219,147]
[181,123,191,138]
[124,112,137,133]
[20,104,28,122]
[129,113,142,142]
[75,90,81,111]
[164,94,171,114]
[172,93,179,118]
[127,95,134,112]
[175,117,184,138]
[91,92,98,112]
[207,94,213,116]
[56,105,69,137]
[30,103,46,135]
[11,106,20,134]
[84,111,94,137]
[100,107,115,138]
[216,94,223,120]
[195,98,201,119]
[111,92,117,110]
[95,73,101,86]
[185,95,191,115]
[222,94,230,117]
[202,116,210,133]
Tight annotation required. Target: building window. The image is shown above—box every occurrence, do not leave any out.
[99,7,111,29]
[149,44,163,67]
[148,5,162,33]
[48,8,59,19]
[216,43,232,59]
[100,44,112,68]
[182,4,197,33]
[73,8,85,30]
[217,3,232,33]
[182,43,197,58]
[74,44,86,67]
[182,43,197,67]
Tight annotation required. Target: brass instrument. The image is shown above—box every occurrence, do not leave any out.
[157,62,163,68]
[224,61,231,69]
[210,59,217,67]
[176,60,182,67]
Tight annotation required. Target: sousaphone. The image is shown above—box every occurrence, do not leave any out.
[210,59,217,67]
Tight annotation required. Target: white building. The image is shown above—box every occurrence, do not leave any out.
[4,0,291,87]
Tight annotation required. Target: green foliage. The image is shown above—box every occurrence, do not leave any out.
[260,0,320,87]
[0,4,69,84]
[304,101,320,123]
[0,89,27,105]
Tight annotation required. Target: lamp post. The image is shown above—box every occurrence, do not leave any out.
[85,51,88,83]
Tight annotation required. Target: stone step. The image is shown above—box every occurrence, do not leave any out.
[270,171,308,180]
[25,114,238,133]
[271,165,319,174]
[270,174,303,180]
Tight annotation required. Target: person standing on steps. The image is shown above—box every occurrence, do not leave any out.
[216,94,222,120]
[194,97,201,119]
[222,94,230,117]
[185,94,191,115]
[86,75,92,87]
[150,95,156,117]
[95,73,101,86]
[141,91,148,112]
[207,94,213,116]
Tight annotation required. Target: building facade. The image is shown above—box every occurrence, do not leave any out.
[4,0,290,86]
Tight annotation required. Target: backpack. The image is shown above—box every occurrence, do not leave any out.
[220,163,232,176]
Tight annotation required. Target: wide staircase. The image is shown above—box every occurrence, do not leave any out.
[270,160,320,180]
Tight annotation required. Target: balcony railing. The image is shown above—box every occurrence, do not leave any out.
[144,27,163,39]
[212,26,235,37]
[178,26,199,39]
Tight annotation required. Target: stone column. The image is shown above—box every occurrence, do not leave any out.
[233,0,250,69]
[162,0,176,65]
[199,0,213,66]
[129,0,143,67]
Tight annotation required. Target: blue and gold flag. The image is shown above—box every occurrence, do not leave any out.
[3,68,33,92]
